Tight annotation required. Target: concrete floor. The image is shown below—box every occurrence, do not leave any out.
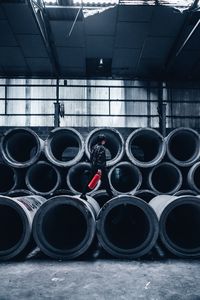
[0,256,200,300]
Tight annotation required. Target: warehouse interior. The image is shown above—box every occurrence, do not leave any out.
[1,0,200,299]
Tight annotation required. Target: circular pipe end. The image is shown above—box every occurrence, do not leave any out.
[45,128,84,167]
[1,128,43,168]
[0,163,17,194]
[33,195,97,260]
[97,195,159,258]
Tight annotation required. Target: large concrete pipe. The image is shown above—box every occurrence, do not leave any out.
[8,189,34,197]
[134,190,158,203]
[85,128,124,167]
[97,195,159,259]
[149,195,200,257]
[45,128,84,167]
[166,128,200,167]
[125,128,166,168]
[0,128,43,168]
[67,162,101,195]
[148,162,182,194]
[174,190,197,196]
[0,195,46,260]
[50,189,75,197]
[187,162,200,193]
[0,163,18,194]
[90,189,113,208]
[33,195,100,260]
[109,162,142,194]
[26,161,61,196]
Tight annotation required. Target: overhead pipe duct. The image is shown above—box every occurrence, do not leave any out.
[134,190,158,203]
[149,195,200,258]
[0,195,46,261]
[173,189,197,196]
[45,128,84,167]
[90,189,113,208]
[148,162,182,194]
[67,162,101,194]
[109,162,142,194]
[33,195,100,260]
[166,128,200,167]
[26,161,61,196]
[0,128,43,168]
[0,163,18,194]
[97,195,159,259]
[187,162,200,193]
[125,128,166,168]
[85,128,124,167]
[8,189,34,197]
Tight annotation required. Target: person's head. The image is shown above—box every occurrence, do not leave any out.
[97,134,106,145]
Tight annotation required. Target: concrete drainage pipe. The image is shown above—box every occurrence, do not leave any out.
[97,195,159,259]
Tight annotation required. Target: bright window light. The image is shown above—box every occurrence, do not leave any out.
[44,0,58,4]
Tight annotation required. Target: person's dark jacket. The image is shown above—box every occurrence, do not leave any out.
[90,144,106,170]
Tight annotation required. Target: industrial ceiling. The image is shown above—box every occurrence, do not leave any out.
[0,0,200,80]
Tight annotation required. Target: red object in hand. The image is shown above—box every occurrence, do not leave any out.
[88,170,101,190]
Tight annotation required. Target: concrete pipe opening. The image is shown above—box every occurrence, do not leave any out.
[188,162,200,193]
[45,128,84,167]
[160,197,200,257]
[26,161,60,196]
[126,128,166,168]
[91,190,113,208]
[85,128,124,167]
[67,162,100,194]
[149,163,182,194]
[0,204,23,254]
[166,128,200,167]
[109,162,142,194]
[134,190,158,203]
[33,196,98,259]
[97,195,159,258]
[1,128,43,168]
[0,163,17,194]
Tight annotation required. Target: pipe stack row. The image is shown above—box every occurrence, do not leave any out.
[0,127,200,260]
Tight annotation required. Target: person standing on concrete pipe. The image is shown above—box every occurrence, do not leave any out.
[81,134,113,200]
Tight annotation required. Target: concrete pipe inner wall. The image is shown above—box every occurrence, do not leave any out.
[109,162,142,194]
[126,128,166,168]
[45,128,84,167]
[97,195,159,259]
[0,163,17,194]
[26,161,60,196]
[85,128,124,167]
[33,195,100,260]
[91,189,113,208]
[166,128,200,167]
[149,163,182,194]
[0,128,43,168]
[150,195,200,257]
[67,162,100,194]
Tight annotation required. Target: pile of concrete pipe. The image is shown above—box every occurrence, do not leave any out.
[1,126,200,260]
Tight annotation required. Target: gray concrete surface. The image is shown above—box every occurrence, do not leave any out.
[0,258,200,300]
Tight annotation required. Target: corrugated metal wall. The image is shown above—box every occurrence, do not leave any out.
[0,78,199,128]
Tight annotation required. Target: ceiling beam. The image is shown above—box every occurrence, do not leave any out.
[165,11,200,72]
[28,0,60,76]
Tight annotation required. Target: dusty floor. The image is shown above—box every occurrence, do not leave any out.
[0,255,200,300]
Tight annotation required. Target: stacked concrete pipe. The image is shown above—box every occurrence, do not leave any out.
[96,195,159,259]
[0,195,46,260]
[33,195,100,260]
[149,195,200,258]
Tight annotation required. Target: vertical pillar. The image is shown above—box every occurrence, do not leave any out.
[158,82,167,137]
[54,79,60,127]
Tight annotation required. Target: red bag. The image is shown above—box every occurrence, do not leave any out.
[88,171,101,190]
